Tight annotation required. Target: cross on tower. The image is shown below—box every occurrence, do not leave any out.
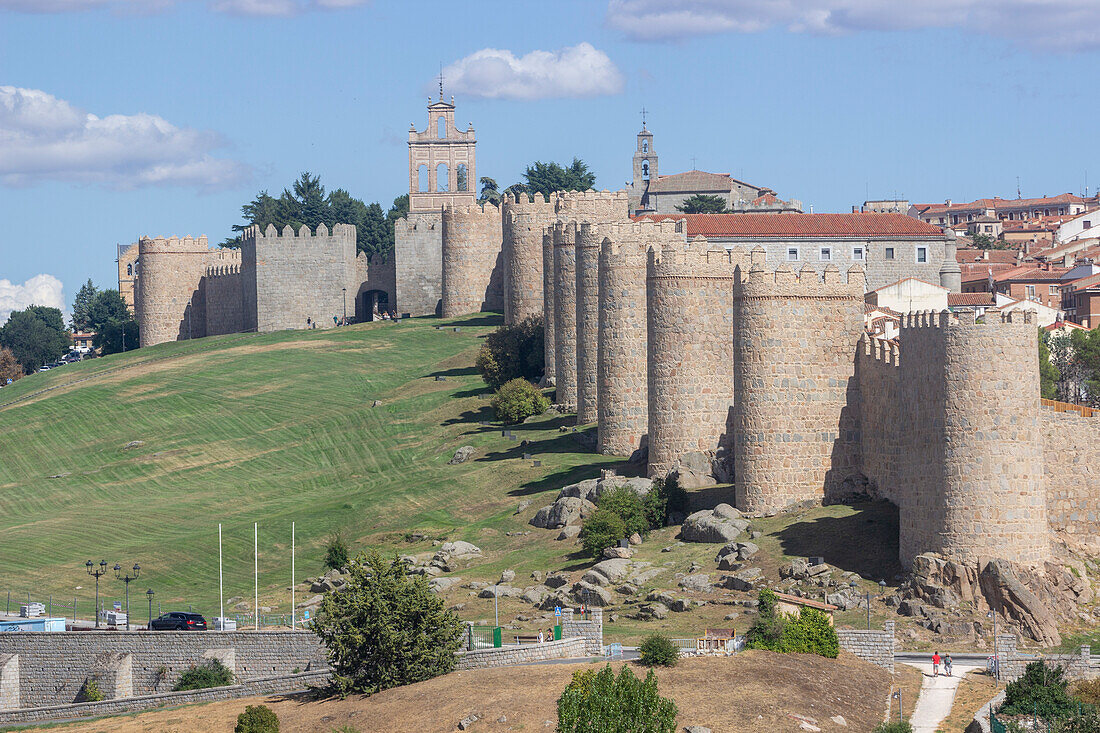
[640,106,648,130]
[691,156,697,170]
[438,63,444,98]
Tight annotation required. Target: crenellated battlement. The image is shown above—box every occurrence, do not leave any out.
[204,263,240,278]
[647,236,743,279]
[503,191,556,214]
[898,307,1037,332]
[736,262,865,297]
[441,200,502,218]
[860,333,901,367]
[552,189,630,220]
[393,217,437,234]
[137,235,209,255]
[244,223,356,242]
[551,219,579,245]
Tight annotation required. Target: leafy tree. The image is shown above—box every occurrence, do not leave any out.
[173,659,235,691]
[597,485,650,538]
[310,550,464,696]
[579,509,627,559]
[235,704,280,733]
[479,176,501,205]
[641,476,688,529]
[456,165,468,193]
[70,279,98,332]
[746,588,784,651]
[1071,328,1100,406]
[675,194,729,214]
[638,634,679,667]
[86,289,138,355]
[522,158,596,199]
[557,664,677,733]
[385,194,410,254]
[324,530,349,571]
[971,231,1006,250]
[503,183,529,199]
[999,662,1081,719]
[95,318,140,355]
[1039,329,1061,400]
[475,316,544,389]
[490,378,549,424]
[0,306,69,373]
[0,347,23,384]
[778,607,839,657]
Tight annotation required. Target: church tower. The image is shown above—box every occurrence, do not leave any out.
[408,95,477,212]
[630,123,657,214]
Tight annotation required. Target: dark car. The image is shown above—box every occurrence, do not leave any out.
[149,612,207,630]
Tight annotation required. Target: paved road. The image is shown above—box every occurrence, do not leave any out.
[901,661,982,733]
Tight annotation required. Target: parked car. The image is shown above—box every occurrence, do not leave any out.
[149,612,207,630]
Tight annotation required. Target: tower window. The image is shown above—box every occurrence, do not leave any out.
[418,164,429,192]
[436,163,449,192]
[126,263,133,276]
[642,160,650,180]
[642,140,649,153]
[437,116,446,139]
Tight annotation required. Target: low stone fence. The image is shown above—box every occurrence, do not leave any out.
[0,630,326,709]
[997,635,1097,683]
[561,607,603,655]
[0,669,330,726]
[836,621,895,672]
[456,637,587,670]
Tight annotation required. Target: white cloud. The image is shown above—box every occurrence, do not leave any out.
[606,0,1100,51]
[442,43,625,100]
[0,275,66,327]
[0,0,369,14]
[209,0,295,15]
[0,86,249,189]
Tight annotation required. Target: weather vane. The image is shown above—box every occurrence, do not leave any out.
[439,63,444,98]
[640,106,648,129]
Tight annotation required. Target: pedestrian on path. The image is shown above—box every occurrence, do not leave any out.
[944,654,953,677]
[932,651,941,676]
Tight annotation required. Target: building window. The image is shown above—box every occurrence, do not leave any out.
[916,246,927,263]
[642,160,650,180]
[1026,284,1036,298]
[642,140,649,153]
[852,246,865,261]
[885,247,895,260]
[126,263,133,276]
[1085,220,1092,229]
[437,116,447,139]
[787,247,799,261]
[819,246,832,261]
[1049,285,1059,294]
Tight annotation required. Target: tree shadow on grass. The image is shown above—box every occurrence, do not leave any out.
[773,501,903,582]
[440,314,503,328]
[429,366,479,379]
[442,406,495,426]
[450,386,490,400]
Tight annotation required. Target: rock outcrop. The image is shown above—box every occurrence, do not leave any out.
[680,504,750,543]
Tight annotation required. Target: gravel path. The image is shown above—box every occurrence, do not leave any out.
[902,661,982,733]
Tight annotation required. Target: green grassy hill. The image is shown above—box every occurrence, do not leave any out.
[0,314,619,621]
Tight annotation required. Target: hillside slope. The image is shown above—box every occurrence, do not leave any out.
[0,314,619,618]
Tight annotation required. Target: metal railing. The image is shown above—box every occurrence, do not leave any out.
[1040,398,1096,417]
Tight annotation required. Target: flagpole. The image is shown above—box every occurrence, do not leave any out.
[218,523,224,631]
[291,522,295,630]
[254,523,259,631]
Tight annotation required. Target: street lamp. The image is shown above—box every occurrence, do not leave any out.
[86,560,108,628]
[342,287,347,324]
[146,588,154,630]
[115,563,140,630]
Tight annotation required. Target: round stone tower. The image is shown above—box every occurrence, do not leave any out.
[897,309,1049,566]
[646,237,739,478]
[502,192,555,325]
[732,258,866,513]
[135,234,210,347]
[541,230,556,385]
[597,220,685,455]
[553,220,579,410]
[575,222,607,425]
[441,202,503,319]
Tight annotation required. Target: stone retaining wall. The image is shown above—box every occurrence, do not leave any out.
[0,669,330,725]
[996,635,1098,683]
[836,621,895,672]
[455,637,586,670]
[560,608,603,656]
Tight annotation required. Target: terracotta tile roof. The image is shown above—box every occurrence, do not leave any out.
[914,193,1085,215]
[634,213,944,238]
[992,265,1069,283]
[955,248,1020,264]
[648,170,745,193]
[773,592,838,612]
[865,303,903,316]
[948,292,996,307]
[1044,320,1090,331]
[752,192,778,205]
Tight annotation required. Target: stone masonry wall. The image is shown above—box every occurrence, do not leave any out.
[542,231,556,384]
[244,223,358,332]
[455,637,585,671]
[596,220,686,455]
[502,193,555,325]
[354,251,397,321]
[733,260,865,513]
[646,238,740,477]
[560,607,603,655]
[441,202,504,318]
[1043,410,1100,551]
[836,621,895,672]
[553,220,579,409]
[135,235,209,346]
[0,630,326,708]
[575,222,607,425]
[857,337,901,505]
[203,265,244,337]
[394,212,443,316]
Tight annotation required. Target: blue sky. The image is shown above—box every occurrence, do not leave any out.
[2,0,1098,321]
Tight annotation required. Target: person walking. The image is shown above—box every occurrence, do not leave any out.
[944,653,953,677]
[932,651,941,676]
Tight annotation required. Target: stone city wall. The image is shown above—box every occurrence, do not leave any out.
[244,223,358,332]
[0,630,326,709]
[836,621,895,672]
[857,336,901,506]
[575,222,608,425]
[646,238,740,477]
[203,263,244,337]
[1043,410,1100,551]
[502,192,555,325]
[354,251,397,321]
[542,230,557,384]
[441,201,504,318]
[0,670,331,725]
[596,220,686,455]
[135,235,210,347]
[553,220,580,410]
[394,212,443,316]
[455,637,586,671]
[732,260,865,513]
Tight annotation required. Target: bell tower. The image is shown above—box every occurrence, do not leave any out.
[408,95,477,212]
[630,121,657,214]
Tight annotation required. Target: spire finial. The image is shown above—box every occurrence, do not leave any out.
[438,63,444,98]
[640,105,648,130]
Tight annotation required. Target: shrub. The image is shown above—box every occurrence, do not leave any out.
[579,509,627,559]
[1000,662,1081,720]
[324,530,349,571]
[597,485,650,537]
[872,723,913,733]
[476,316,544,390]
[557,664,677,733]
[173,659,235,691]
[310,550,464,696]
[80,679,103,702]
[746,589,784,651]
[638,634,679,667]
[641,476,688,529]
[491,378,549,424]
[779,607,840,658]
[235,704,280,733]
[1071,678,1100,706]
[1052,708,1100,733]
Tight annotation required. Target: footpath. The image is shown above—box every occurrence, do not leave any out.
[901,661,982,733]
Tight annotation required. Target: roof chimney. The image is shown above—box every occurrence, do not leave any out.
[946,199,952,206]
[852,205,859,213]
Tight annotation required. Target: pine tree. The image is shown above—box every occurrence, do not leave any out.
[70,279,98,331]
